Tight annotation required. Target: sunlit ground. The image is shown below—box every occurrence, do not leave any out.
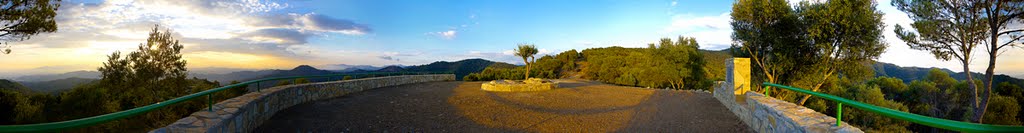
[447,80,656,132]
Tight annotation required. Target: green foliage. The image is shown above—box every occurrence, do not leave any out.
[0,89,33,124]
[0,79,31,94]
[982,95,1021,125]
[343,76,353,80]
[276,80,293,86]
[730,0,811,90]
[401,58,500,80]
[996,82,1024,125]
[294,78,310,84]
[580,37,709,90]
[868,77,909,102]
[0,0,61,54]
[98,26,188,109]
[839,84,911,132]
[464,64,527,81]
[466,37,723,91]
[465,49,580,81]
[515,44,539,79]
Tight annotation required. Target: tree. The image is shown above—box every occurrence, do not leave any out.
[92,25,194,131]
[869,77,910,102]
[995,82,1024,124]
[731,0,816,97]
[792,0,887,105]
[343,75,353,80]
[732,0,886,103]
[514,44,538,79]
[276,80,292,86]
[892,0,990,122]
[978,0,1024,124]
[294,78,310,84]
[982,95,1021,125]
[841,84,911,132]
[1,0,61,54]
[99,25,188,108]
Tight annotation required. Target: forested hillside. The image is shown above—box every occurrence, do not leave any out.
[873,62,1024,88]
[466,37,732,90]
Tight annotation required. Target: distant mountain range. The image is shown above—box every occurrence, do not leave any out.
[19,77,98,94]
[13,70,100,82]
[1,58,506,94]
[317,64,408,72]
[873,62,1024,88]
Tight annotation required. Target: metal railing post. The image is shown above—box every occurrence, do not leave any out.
[836,102,842,126]
[257,81,261,92]
[764,86,770,96]
[207,94,212,112]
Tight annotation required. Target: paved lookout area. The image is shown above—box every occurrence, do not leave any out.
[254,80,750,132]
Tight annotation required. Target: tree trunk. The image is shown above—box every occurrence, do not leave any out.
[797,81,827,105]
[976,21,1002,123]
[976,44,997,123]
[798,70,833,106]
[964,61,981,123]
[524,62,531,79]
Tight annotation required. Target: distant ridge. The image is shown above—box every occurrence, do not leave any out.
[14,70,100,82]
[872,62,1024,88]
[0,58,507,92]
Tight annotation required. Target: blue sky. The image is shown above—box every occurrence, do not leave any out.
[1,0,1023,78]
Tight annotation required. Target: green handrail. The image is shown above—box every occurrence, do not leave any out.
[763,82,1024,133]
[0,72,449,133]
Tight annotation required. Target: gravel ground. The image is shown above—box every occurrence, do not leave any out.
[253,80,750,132]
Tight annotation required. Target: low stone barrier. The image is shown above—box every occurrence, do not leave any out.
[150,74,455,133]
[480,78,556,92]
[714,58,862,133]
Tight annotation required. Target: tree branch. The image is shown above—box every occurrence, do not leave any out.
[997,29,1024,36]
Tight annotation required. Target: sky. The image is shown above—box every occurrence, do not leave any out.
[1,0,1023,78]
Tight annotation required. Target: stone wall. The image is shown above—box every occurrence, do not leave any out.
[150,74,455,133]
[713,58,862,133]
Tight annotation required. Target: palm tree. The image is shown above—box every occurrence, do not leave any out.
[515,44,538,79]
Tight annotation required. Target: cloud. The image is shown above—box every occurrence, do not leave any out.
[429,30,457,40]
[671,1,678,7]
[665,13,731,32]
[576,40,595,46]
[295,13,372,35]
[237,28,311,44]
[464,50,522,65]
[378,56,399,61]
[664,12,733,50]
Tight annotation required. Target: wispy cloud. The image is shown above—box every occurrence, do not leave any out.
[378,56,399,61]
[663,12,733,50]
[429,30,457,40]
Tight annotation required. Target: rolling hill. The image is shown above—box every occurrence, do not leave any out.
[872,62,1024,88]
[18,77,98,94]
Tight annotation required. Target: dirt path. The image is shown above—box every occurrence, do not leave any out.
[254,80,750,132]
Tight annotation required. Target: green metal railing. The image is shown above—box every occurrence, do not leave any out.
[0,72,449,133]
[763,82,1024,133]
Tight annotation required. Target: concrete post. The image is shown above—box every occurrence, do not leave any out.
[726,58,750,95]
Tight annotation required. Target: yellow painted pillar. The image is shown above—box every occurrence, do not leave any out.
[727,58,750,95]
